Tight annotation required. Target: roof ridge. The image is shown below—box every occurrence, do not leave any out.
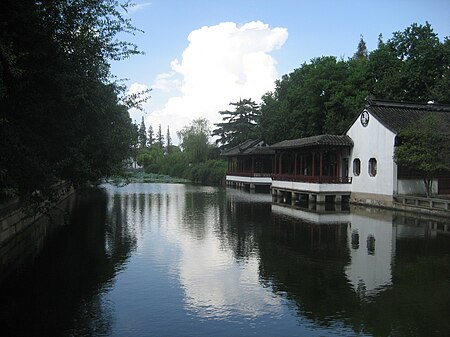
[366,98,450,112]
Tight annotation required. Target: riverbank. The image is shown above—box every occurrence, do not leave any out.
[107,171,190,184]
[0,186,77,283]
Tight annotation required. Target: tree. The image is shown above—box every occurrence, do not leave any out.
[368,22,447,102]
[155,124,164,149]
[137,146,164,173]
[431,37,450,103]
[147,125,154,147]
[138,116,147,149]
[166,125,172,153]
[257,22,448,147]
[212,99,260,149]
[0,0,142,205]
[178,118,211,163]
[394,115,450,196]
[259,56,366,143]
[353,35,368,61]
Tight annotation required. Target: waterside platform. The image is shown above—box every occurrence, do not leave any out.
[226,173,272,191]
[393,195,450,217]
[271,174,352,211]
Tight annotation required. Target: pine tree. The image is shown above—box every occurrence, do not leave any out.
[166,126,172,154]
[138,116,147,149]
[212,98,260,149]
[353,35,368,60]
[147,125,154,147]
[156,124,164,149]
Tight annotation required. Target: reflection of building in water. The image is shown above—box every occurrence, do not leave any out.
[345,207,395,297]
[394,213,450,238]
[272,204,350,225]
[272,203,395,298]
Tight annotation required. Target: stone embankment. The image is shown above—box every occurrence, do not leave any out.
[0,186,76,282]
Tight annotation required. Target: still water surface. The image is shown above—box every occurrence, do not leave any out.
[1,183,449,336]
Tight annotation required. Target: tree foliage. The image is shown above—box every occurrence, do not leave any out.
[0,0,143,204]
[134,118,226,185]
[368,22,447,102]
[212,99,260,149]
[259,56,368,143]
[178,118,212,164]
[147,125,154,147]
[394,115,450,196]
[138,117,147,149]
[257,22,448,144]
[353,35,368,61]
[166,126,172,154]
[155,124,164,149]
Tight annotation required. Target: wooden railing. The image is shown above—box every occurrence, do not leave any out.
[227,172,352,184]
[226,172,272,178]
[272,174,352,184]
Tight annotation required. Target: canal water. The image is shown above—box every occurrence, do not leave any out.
[1,183,449,337]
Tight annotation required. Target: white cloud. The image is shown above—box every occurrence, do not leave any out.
[152,72,180,92]
[146,21,288,143]
[128,1,152,14]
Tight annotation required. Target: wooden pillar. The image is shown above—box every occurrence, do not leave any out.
[251,156,255,174]
[279,153,282,174]
[272,155,276,174]
[336,153,340,178]
[312,151,315,177]
[294,153,297,176]
[319,151,323,180]
[300,155,303,176]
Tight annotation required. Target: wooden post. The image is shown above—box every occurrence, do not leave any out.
[336,153,340,178]
[273,155,276,174]
[319,151,323,180]
[300,155,303,176]
[294,153,297,176]
[279,153,282,174]
[312,151,315,177]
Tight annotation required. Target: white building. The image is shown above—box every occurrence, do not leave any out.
[347,99,450,207]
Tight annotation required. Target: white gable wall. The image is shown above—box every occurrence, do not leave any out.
[346,110,397,205]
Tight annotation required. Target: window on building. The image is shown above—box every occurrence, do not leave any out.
[353,158,361,176]
[368,158,377,177]
[367,234,376,255]
[351,230,359,250]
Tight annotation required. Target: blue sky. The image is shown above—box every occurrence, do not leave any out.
[112,0,450,141]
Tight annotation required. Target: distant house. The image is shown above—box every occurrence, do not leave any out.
[346,99,450,206]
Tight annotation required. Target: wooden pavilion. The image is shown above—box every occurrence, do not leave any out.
[270,134,354,206]
[221,139,274,191]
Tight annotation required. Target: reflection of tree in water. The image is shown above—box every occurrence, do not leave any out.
[106,193,138,261]
[220,197,272,260]
[181,188,227,241]
[0,187,137,337]
[180,188,272,262]
[366,230,450,337]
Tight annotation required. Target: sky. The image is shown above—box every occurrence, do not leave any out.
[111,0,450,144]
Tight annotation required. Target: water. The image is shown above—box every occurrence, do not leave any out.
[1,183,449,337]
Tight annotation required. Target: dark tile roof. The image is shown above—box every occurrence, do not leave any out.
[271,134,354,149]
[221,139,275,156]
[364,99,450,134]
